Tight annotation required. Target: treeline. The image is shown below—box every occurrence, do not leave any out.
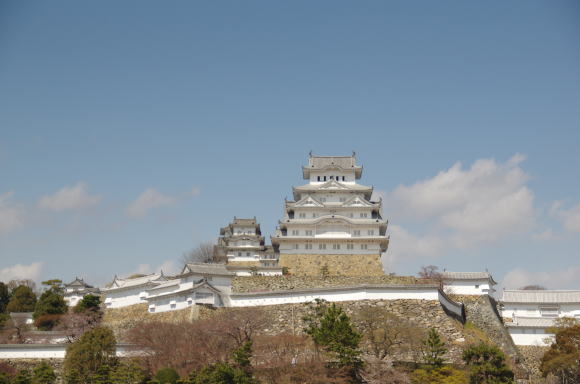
[0,279,102,343]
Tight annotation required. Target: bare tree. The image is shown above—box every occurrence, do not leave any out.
[54,310,103,342]
[355,307,405,360]
[520,285,546,290]
[182,242,224,264]
[417,265,441,279]
[127,309,266,376]
[7,279,37,293]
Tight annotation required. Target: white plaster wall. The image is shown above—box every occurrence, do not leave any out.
[309,171,356,184]
[229,287,440,308]
[148,288,221,313]
[278,242,381,254]
[64,294,83,307]
[0,344,141,359]
[443,281,493,295]
[508,328,554,346]
[501,303,580,319]
[103,287,149,308]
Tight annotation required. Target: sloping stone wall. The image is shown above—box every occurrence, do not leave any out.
[207,299,467,364]
[232,275,434,293]
[102,303,215,340]
[453,295,522,362]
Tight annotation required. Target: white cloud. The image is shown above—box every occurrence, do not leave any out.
[385,224,445,264]
[0,191,25,235]
[0,262,43,282]
[503,266,580,290]
[190,187,201,196]
[38,182,102,211]
[550,202,580,233]
[383,154,535,254]
[127,188,175,218]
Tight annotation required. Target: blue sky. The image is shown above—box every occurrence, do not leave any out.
[1,1,579,289]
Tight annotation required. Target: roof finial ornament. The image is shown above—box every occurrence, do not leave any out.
[309,150,313,157]
[352,150,356,158]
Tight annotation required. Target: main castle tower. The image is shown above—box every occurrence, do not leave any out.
[271,153,389,276]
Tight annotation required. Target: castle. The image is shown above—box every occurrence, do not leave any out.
[65,154,580,348]
[215,153,388,276]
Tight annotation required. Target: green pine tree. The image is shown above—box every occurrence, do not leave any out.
[32,363,56,384]
[304,300,363,373]
[154,368,179,384]
[422,328,447,367]
[13,370,31,384]
[6,286,36,313]
[462,343,514,384]
[63,326,117,384]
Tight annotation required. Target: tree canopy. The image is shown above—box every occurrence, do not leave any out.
[462,343,514,384]
[6,285,37,313]
[64,326,117,384]
[540,324,580,384]
[74,294,101,313]
[303,300,362,375]
[0,282,9,313]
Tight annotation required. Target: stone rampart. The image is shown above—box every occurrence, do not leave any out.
[232,275,433,293]
[101,303,214,340]
[278,254,384,276]
[453,295,522,362]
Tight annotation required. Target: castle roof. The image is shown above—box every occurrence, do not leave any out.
[502,290,580,304]
[303,155,363,179]
[181,263,235,277]
[442,271,497,285]
[293,180,372,200]
[104,272,165,291]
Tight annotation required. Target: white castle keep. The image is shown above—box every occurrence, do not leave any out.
[272,154,389,276]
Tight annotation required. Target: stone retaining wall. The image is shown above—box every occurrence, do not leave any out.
[278,254,385,276]
[102,303,214,340]
[453,295,521,362]
[232,275,434,293]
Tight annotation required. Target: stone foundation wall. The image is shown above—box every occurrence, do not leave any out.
[453,295,521,362]
[205,299,467,364]
[232,275,431,293]
[517,346,548,380]
[279,254,385,276]
[102,303,215,340]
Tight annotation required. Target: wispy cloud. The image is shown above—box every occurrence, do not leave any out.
[503,266,580,290]
[190,186,201,196]
[550,201,580,233]
[133,259,180,276]
[0,262,43,282]
[0,191,25,235]
[127,188,175,218]
[38,182,102,211]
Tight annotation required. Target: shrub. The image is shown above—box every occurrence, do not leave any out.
[154,368,179,384]
[34,314,62,331]
[63,326,117,384]
[32,363,56,384]
[462,343,514,384]
[74,294,101,313]
[6,286,36,313]
[410,366,468,384]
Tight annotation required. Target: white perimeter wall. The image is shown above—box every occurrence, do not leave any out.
[228,286,440,307]
[104,287,148,308]
[0,344,139,359]
[508,328,555,346]
[501,303,580,318]
[443,280,494,296]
